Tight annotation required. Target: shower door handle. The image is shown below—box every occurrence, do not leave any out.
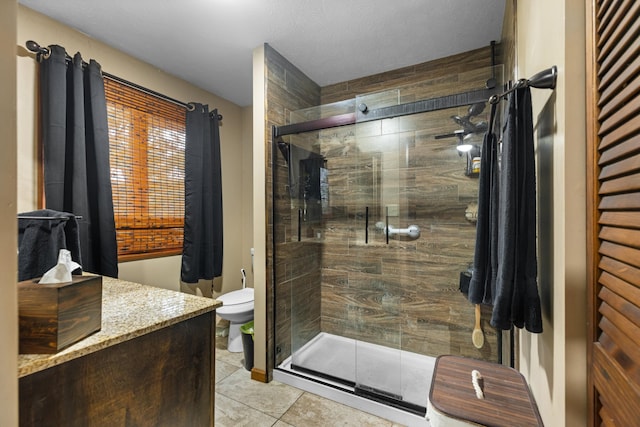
[365,207,369,244]
[375,222,421,239]
[387,225,421,238]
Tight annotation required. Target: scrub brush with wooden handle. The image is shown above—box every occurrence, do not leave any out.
[472,304,484,349]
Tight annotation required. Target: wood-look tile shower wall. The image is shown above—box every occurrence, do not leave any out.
[264,45,322,372]
[267,45,501,370]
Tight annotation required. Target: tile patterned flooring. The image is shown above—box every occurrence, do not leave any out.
[215,339,405,427]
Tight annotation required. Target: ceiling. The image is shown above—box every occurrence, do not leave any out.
[19,0,506,107]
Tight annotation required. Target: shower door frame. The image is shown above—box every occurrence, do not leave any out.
[273,88,496,139]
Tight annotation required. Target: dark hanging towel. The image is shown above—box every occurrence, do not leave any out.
[18,209,82,281]
[492,87,542,333]
[181,104,223,283]
[40,45,118,278]
[468,128,499,306]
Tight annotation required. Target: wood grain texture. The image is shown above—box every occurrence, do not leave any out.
[18,275,102,354]
[19,312,213,427]
[593,344,640,426]
[321,46,494,105]
[429,355,543,427]
[588,1,640,424]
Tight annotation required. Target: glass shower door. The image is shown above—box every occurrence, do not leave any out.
[286,100,362,387]
[352,89,405,404]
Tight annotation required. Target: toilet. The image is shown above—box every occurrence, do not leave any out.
[216,287,254,352]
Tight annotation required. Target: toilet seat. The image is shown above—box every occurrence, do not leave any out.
[218,288,253,305]
[217,288,254,315]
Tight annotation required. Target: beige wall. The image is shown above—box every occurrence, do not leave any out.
[241,105,255,289]
[0,0,18,425]
[515,1,587,426]
[16,5,251,295]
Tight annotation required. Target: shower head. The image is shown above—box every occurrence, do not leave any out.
[467,102,486,117]
[450,115,480,134]
[450,108,488,134]
[451,115,466,126]
[451,115,474,131]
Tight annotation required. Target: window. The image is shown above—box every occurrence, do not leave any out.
[104,78,186,260]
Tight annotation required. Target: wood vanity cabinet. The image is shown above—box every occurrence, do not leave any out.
[18,278,219,427]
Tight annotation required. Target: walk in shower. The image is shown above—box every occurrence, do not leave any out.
[272,65,503,425]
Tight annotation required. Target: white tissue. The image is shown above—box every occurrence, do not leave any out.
[38,249,82,284]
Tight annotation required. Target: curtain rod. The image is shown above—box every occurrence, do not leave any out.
[489,66,557,105]
[18,215,83,220]
[25,40,223,120]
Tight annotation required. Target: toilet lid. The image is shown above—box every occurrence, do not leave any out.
[218,288,254,305]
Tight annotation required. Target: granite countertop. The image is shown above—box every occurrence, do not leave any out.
[18,276,221,378]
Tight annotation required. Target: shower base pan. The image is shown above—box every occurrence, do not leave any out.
[275,332,435,427]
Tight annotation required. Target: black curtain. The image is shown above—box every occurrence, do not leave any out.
[181,104,223,283]
[40,45,118,278]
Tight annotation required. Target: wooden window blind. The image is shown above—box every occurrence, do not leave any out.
[104,78,186,260]
[587,0,640,425]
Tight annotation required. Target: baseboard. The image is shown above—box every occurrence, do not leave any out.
[251,368,267,383]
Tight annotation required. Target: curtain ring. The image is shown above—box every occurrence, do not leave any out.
[35,46,51,62]
[41,47,51,61]
[186,102,196,112]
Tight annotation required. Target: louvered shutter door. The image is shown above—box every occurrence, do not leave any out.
[588,0,640,425]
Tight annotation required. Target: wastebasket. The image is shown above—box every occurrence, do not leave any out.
[240,320,254,371]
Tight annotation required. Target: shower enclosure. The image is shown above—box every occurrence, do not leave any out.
[272,65,503,422]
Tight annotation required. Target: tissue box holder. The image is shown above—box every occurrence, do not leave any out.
[18,275,102,354]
